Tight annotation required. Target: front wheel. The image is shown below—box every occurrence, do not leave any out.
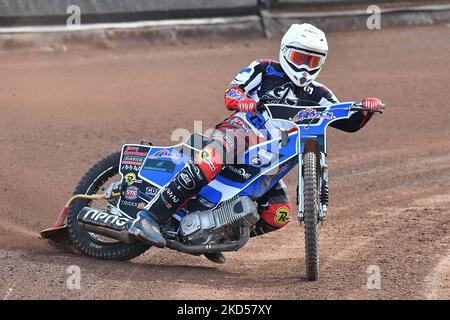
[303,151,320,281]
[66,152,149,260]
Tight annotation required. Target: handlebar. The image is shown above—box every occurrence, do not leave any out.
[257,99,385,114]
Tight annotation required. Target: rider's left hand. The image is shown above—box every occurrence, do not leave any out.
[362,97,383,113]
[237,98,257,115]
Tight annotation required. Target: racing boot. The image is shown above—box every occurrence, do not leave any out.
[204,252,226,264]
[129,147,223,246]
[128,211,166,248]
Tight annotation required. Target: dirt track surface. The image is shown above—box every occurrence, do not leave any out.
[0,24,449,300]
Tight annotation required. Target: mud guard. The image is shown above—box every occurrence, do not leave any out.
[303,139,321,173]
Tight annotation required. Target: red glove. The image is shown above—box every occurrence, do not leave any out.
[362,97,383,113]
[237,98,257,114]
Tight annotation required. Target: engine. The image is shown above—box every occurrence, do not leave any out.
[179,196,259,245]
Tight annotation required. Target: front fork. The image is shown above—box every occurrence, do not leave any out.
[297,153,304,221]
[319,152,329,221]
[297,150,329,222]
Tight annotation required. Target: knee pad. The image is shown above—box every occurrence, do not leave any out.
[195,146,223,182]
[260,203,292,229]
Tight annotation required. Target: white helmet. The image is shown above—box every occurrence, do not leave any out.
[279,23,328,87]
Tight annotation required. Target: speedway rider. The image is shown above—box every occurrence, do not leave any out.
[128,23,384,263]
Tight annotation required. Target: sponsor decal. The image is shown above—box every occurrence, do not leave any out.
[261,83,298,104]
[210,131,235,152]
[278,158,296,173]
[145,187,159,196]
[198,196,216,209]
[121,200,138,207]
[265,65,285,78]
[82,208,130,229]
[198,148,212,162]
[274,206,290,226]
[149,149,182,160]
[262,175,274,189]
[291,108,334,123]
[160,194,172,209]
[122,161,143,166]
[304,85,314,95]
[196,148,217,172]
[226,88,245,99]
[247,112,266,130]
[258,149,273,160]
[221,165,259,183]
[224,166,252,180]
[228,117,250,134]
[124,146,139,151]
[238,67,252,74]
[187,164,204,182]
[164,187,179,204]
[123,149,148,157]
[177,170,195,190]
[121,164,141,172]
[124,173,142,186]
[122,155,145,163]
[124,173,136,185]
[143,159,177,173]
[251,157,262,165]
[137,202,146,210]
[222,134,235,151]
[124,186,139,200]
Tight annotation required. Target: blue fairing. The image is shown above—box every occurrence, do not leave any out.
[197,129,299,203]
[265,102,354,153]
[138,146,190,188]
[137,130,299,206]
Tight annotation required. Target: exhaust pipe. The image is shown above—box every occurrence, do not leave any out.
[78,222,137,244]
[165,225,250,254]
[77,206,250,252]
[77,207,136,244]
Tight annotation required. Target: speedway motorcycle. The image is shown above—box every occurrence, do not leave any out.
[41,100,384,281]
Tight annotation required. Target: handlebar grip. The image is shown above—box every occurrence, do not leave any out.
[351,103,386,114]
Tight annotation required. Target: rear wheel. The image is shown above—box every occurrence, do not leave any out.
[303,151,320,281]
[66,152,149,260]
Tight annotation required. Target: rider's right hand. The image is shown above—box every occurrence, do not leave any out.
[237,98,257,115]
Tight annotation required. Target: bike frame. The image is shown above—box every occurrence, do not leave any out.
[41,100,383,249]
